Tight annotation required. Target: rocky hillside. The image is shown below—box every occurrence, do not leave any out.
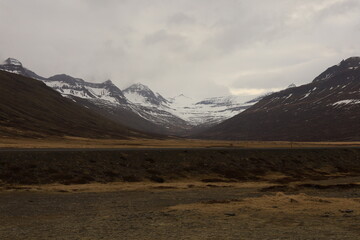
[0,58,256,135]
[0,70,147,139]
[198,57,360,141]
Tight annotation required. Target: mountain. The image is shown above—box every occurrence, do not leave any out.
[0,58,259,135]
[0,58,46,80]
[198,57,360,141]
[45,74,128,104]
[123,85,256,129]
[123,83,170,106]
[0,70,147,139]
[122,83,192,134]
[0,59,178,135]
[163,95,253,126]
[45,77,184,135]
[192,96,254,125]
[287,83,297,89]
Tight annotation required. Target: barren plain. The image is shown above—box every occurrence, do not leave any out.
[1,145,360,239]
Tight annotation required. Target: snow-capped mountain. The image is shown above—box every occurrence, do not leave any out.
[0,58,45,80]
[287,83,297,89]
[0,57,258,135]
[166,95,252,126]
[0,70,145,139]
[122,83,191,132]
[199,57,360,141]
[123,83,170,106]
[313,56,360,83]
[124,84,255,126]
[45,74,128,104]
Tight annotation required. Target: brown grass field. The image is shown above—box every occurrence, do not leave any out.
[1,138,360,239]
[1,136,360,149]
[2,176,360,239]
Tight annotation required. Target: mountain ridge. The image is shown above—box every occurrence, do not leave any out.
[0,57,257,135]
[0,70,148,139]
[197,56,360,141]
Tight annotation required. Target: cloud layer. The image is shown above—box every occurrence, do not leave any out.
[1,0,360,99]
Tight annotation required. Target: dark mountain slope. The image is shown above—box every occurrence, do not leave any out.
[0,70,147,138]
[0,58,46,80]
[0,59,191,135]
[71,97,178,135]
[0,58,259,135]
[198,57,360,141]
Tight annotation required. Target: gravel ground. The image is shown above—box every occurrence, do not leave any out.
[1,180,360,240]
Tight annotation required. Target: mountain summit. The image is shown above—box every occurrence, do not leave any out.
[0,70,144,138]
[3,58,23,66]
[0,57,257,135]
[123,83,169,106]
[0,58,45,80]
[198,57,360,141]
[313,57,360,83]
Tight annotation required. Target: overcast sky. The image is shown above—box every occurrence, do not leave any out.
[1,0,360,99]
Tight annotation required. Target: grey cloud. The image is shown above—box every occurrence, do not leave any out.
[167,13,196,26]
[143,30,187,50]
[312,0,360,20]
[0,0,360,99]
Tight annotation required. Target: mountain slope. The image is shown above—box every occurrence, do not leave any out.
[198,57,360,141]
[123,83,170,106]
[0,70,146,139]
[0,58,258,135]
[45,74,128,104]
[187,95,253,125]
[0,58,46,80]
[123,83,192,134]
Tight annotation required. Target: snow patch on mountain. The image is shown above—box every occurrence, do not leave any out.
[332,99,360,106]
[165,95,255,125]
[287,83,296,89]
[3,58,22,66]
[123,83,257,126]
[0,57,260,129]
[124,83,170,107]
[0,58,46,80]
[44,75,127,104]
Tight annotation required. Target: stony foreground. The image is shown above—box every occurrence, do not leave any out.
[1,177,360,240]
[1,148,360,239]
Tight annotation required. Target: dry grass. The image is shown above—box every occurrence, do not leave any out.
[1,136,360,149]
[0,180,275,193]
[170,192,360,217]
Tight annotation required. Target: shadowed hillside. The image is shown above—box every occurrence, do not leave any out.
[198,57,360,141]
[0,70,148,139]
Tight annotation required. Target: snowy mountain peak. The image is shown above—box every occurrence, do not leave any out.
[196,96,244,106]
[336,57,360,68]
[123,83,169,106]
[48,74,85,85]
[313,56,360,83]
[124,83,151,92]
[3,58,22,66]
[173,94,192,100]
[343,56,360,63]
[0,57,258,131]
[169,94,194,104]
[103,79,113,85]
[0,57,45,80]
[45,74,127,104]
[287,83,296,89]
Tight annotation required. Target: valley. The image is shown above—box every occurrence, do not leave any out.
[0,58,256,135]
[2,2,360,239]
[199,57,360,141]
